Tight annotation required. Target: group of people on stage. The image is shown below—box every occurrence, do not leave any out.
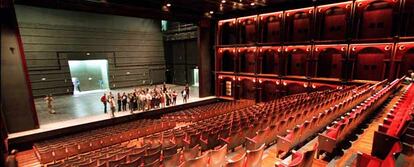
[100,83,190,117]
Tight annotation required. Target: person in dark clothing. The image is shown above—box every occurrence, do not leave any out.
[185,83,190,100]
[101,93,107,113]
[117,93,122,112]
[122,92,127,111]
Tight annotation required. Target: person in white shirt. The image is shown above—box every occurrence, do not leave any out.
[108,97,116,118]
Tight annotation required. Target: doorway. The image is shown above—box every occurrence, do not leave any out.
[68,60,109,94]
[192,68,199,87]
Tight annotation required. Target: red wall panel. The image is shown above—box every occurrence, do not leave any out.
[350,43,393,81]
[261,81,280,101]
[394,42,414,77]
[217,19,237,45]
[217,48,237,72]
[258,46,283,75]
[313,45,348,79]
[284,46,312,76]
[259,12,284,43]
[316,1,352,41]
[401,0,414,38]
[284,7,315,43]
[354,0,399,40]
[238,15,258,44]
[239,77,256,100]
[238,47,257,73]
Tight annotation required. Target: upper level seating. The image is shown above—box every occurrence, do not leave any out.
[161,100,255,122]
[318,78,403,154]
[356,81,414,167]
[34,120,175,164]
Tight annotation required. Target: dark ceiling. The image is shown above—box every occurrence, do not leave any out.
[14,0,347,22]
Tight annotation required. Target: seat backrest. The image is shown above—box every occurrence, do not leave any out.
[163,151,181,167]
[78,160,98,167]
[209,144,228,167]
[183,145,200,161]
[143,159,161,167]
[147,143,162,155]
[118,157,141,167]
[183,150,210,167]
[143,149,161,164]
[225,152,246,167]
[245,144,265,167]
[163,144,177,157]
[128,150,145,162]
[108,156,127,167]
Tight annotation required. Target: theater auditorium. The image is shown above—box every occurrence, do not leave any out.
[1,0,414,166]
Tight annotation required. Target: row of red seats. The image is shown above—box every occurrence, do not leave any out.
[275,83,376,157]
[161,100,255,122]
[380,83,414,137]
[35,121,176,164]
[44,127,212,167]
[275,80,389,166]
[318,78,403,154]
[275,143,319,167]
[356,80,414,167]
[173,87,356,155]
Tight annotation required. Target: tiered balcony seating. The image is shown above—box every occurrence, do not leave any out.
[318,78,403,154]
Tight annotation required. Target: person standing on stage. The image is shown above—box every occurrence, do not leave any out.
[44,94,55,114]
[117,93,122,112]
[109,97,116,117]
[182,89,187,103]
[172,90,177,105]
[185,83,190,100]
[122,92,127,111]
[101,93,107,113]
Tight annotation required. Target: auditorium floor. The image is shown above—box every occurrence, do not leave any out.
[34,84,199,125]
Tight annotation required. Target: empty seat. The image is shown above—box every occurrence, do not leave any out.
[183,145,201,161]
[118,157,141,167]
[181,150,210,167]
[209,144,228,167]
[143,149,161,165]
[108,156,127,167]
[245,144,265,167]
[225,152,246,167]
[163,151,181,167]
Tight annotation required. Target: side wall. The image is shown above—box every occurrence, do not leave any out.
[15,5,166,97]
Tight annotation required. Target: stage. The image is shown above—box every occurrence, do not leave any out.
[8,84,217,147]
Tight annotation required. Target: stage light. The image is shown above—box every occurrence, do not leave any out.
[209,11,214,14]
[250,2,255,6]
[166,3,171,7]
[221,0,226,3]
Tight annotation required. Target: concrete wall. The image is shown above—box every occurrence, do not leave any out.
[15,5,166,97]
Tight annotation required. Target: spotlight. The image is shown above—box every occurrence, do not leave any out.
[209,11,214,14]
[166,3,171,7]
[250,2,255,6]
[221,0,226,3]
